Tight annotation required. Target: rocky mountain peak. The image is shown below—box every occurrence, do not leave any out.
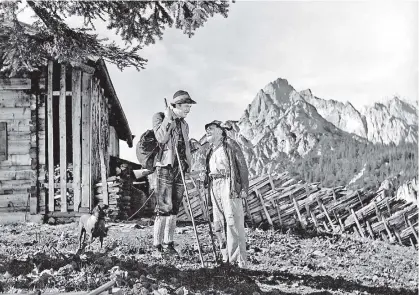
[386,96,418,126]
[262,78,303,109]
[361,97,418,144]
[192,77,418,179]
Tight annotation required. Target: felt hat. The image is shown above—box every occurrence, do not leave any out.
[204,120,232,131]
[171,90,196,105]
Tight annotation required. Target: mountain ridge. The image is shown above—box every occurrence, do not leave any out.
[191,77,418,189]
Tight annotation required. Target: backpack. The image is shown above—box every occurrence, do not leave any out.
[136,129,160,171]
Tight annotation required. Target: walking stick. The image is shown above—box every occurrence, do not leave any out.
[190,176,220,264]
[174,143,205,267]
[165,98,205,267]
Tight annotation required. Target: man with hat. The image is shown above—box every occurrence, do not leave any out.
[152,90,196,257]
[204,120,249,268]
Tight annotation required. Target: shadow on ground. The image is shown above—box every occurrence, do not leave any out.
[0,249,415,295]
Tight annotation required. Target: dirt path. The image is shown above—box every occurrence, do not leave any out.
[0,221,416,295]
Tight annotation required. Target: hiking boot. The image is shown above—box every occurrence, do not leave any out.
[165,242,179,256]
[220,247,228,263]
[237,260,247,269]
[152,244,164,258]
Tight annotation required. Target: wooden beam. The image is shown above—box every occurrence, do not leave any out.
[59,64,67,213]
[47,60,55,212]
[321,202,336,231]
[356,190,363,207]
[373,200,381,219]
[338,217,345,232]
[0,169,33,181]
[273,200,283,227]
[332,209,341,229]
[87,279,117,295]
[255,188,273,226]
[394,231,402,244]
[81,72,92,209]
[366,220,374,238]
[351,208,365,238]
[0,194,28,207]
[0,78,31,90]
[53,91,72,96]
[268,174,275,191]
[323,220,330,232]
[99,149,108,206]
[0,91,31,107]
[0,179,32,190]
[292,195,305,228]
[410,237,415,248]
[72,69,82,211]
[353,225,361,237]
[182,196,192,221]
[310,211,319,230]
[385,198,391,216]
[0,108,32,120]
[70,62,96,74]
[0,122,7,161]
[190,176,207,220]
[97,84,109,206]
[407,219,418,241]
[381,216,392,241]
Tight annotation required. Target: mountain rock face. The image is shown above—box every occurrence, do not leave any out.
[191,77,418,180]
[238,78,303,145]
[300,91,418,145]
[361,97,418,144]
[300,89,368,139]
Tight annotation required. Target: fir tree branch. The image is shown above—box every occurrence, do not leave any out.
[0,0,232,76]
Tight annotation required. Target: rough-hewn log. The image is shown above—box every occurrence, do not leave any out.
[0,78,31,90]
[59,64,67,213]
[72,68,82,211]
[81,72,92,209]
[0,91,31,107]
[47,60,54,212]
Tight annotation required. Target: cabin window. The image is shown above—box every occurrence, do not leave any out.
[0,122,7,161]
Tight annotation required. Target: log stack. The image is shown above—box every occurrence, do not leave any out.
[94,164,133,221]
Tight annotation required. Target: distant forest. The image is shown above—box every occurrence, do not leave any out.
[287,138,418,190]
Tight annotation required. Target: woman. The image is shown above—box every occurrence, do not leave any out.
[204,120,249,268]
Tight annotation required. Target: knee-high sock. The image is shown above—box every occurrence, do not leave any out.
[153,216,166,246]
[164,215,177,244]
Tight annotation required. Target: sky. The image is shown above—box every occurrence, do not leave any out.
[18,1,419,163]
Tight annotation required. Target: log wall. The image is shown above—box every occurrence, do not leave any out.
[0,60,124,217]
[0,78,33,212]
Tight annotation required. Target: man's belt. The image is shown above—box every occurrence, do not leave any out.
[209,173,229,180]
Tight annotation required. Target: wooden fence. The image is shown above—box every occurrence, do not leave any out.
[178,172,418,247]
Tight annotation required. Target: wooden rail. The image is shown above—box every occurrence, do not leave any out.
[178,172,418,247]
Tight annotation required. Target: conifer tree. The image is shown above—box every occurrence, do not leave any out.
[0,1,231,76]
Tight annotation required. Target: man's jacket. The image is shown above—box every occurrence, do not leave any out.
[205,137,249,198]
[152,112,192,172]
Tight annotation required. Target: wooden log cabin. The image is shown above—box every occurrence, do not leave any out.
[0,58,135,217]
